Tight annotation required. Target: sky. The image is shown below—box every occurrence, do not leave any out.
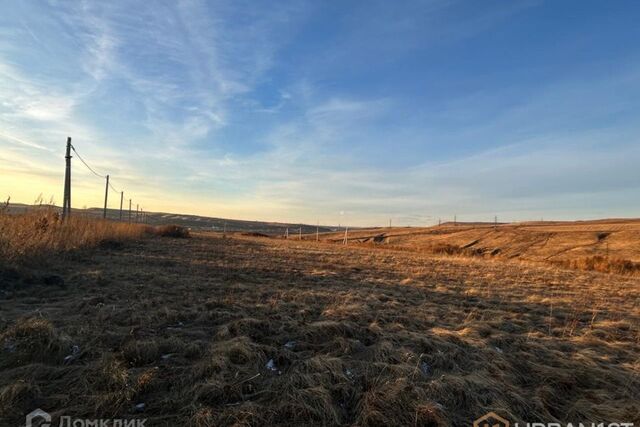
[1,0,639,226]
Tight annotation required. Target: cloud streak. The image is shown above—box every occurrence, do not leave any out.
[0,1,639,225]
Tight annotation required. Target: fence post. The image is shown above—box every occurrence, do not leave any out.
[103,174,109,219]
[62,137,72,219]
[119,192,124,221]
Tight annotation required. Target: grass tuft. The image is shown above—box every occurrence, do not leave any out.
[152,224,191,238]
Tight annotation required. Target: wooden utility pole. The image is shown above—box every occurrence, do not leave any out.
[103,175,109,219]
[343,226,348,245]
[119,192,124,221]
[128,199,132,223]
[454,215,457,226]
[62,137,72,219]
[494,215,498,231]
[136,204,139,222]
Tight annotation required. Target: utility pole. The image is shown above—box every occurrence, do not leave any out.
[62,137,72,219]
[454,215,457,226]
[128,199,132,223]
[103,175,109,219]
[136,204,139,222]
[438,218,441,226]
[494,215,498,231]
[119,192,124,221]
[343,226,348,245]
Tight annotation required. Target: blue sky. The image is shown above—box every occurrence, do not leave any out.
[1,0,639,226]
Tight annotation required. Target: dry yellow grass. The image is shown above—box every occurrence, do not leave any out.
[0,232,638,426]
[0,208,148,263]
[314,219,640,275]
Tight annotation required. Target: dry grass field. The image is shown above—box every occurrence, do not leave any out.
[1,214,639,426]
[316,219,640,275]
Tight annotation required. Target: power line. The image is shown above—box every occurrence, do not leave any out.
[67,140,143,221]
[71,143,123,195]
[70,144,106,178]
[108,180,120,193]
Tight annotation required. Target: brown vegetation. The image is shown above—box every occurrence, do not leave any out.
[0,209,147,264]
[316,219,640,275]
[151,224,191,239]
[0,232,638,426]
[553,256,640,275]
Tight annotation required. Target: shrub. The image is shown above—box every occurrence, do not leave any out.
[153,224,191,238]
[556,256,640,275]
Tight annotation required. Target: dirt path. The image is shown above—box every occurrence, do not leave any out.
[1,234,639,426]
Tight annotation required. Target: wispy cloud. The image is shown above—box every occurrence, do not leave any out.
[1,1,639,225]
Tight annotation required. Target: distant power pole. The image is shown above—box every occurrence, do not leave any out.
[128,199,132,223]
[103,175,109,219]
[343,226,348,245]
[454,215,457,226]
[62,137,72,219]
[494,215,498,230]
[136,204,139,222]
[438,218,441,226]
[119,192,124,221]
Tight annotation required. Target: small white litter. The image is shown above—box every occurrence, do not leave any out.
[284,341,296,349]
[134,403,145,412]
[345,368,355,380]
[63,345,81,363]
[266,359,281,374]
[420,361,430,376]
